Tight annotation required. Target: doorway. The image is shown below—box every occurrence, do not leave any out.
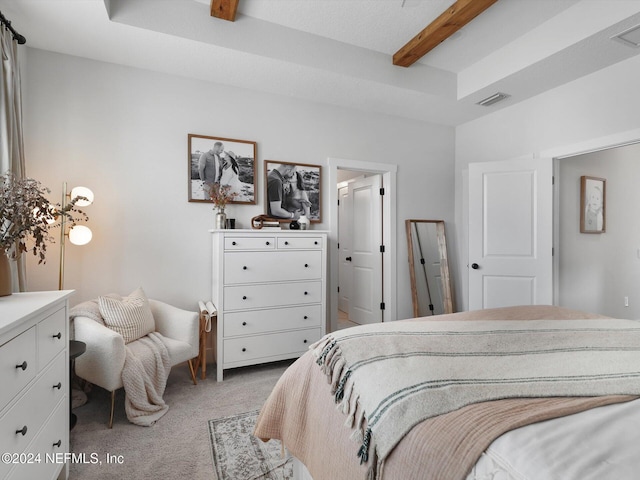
[327,157,397,333]
[555,141,640,318]
[337,170,384,328]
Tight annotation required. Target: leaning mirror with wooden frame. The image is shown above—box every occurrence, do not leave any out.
[405,219,454,316]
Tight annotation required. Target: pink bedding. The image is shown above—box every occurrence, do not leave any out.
[254,305,635,480]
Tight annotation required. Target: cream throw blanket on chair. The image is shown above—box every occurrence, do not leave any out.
[122,332,171,426]
[71,297,172,426]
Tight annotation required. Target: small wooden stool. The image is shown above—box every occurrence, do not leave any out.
[195,301,216,380]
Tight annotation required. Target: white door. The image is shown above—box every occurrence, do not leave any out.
[468,158,553,310]
[338,185,351,314]
[348,175,383,324]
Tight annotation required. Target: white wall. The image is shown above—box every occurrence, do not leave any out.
[455,53,640,311]
[22,48,454,320]
[558,143,640,318]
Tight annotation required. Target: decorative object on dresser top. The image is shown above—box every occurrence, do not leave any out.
[250,215,285,230]
[0,173,89,296]
[209,183,237,230]
[298,214,310,230]
[250,215,311,231]
[0,290,73,480]
[255,305,640,480]
[209,410,293,480]
[70,287,199,427]
[211,230,328,381]
[188,133,257,204]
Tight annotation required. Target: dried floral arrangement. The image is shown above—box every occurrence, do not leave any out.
[0,173,88,263]
[207,183,237,212]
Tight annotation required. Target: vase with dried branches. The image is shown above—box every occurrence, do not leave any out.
[0,173,88,295]
[207,183,237,229]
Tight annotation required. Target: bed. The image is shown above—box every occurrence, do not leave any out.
[254,305,640,480]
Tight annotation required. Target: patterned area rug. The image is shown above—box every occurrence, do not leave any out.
[208,410,293,480]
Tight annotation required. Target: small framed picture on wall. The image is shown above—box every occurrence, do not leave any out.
[264,160,322,222]
[580,175,606,233]
[188,134,257,204]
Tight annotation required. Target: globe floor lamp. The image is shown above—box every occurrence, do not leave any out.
[58,182,94,290]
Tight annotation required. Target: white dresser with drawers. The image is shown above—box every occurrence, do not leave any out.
[0,290,72,480]
[211,230,327,381]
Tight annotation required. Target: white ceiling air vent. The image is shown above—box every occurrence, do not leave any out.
[611,24,640,48]
[476,92,510,107]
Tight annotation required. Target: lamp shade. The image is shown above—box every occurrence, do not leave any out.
[68,225,92,245]
[32,206,57,225]
[70,186,94,206]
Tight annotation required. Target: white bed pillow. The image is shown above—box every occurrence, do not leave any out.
[98,287,155,344]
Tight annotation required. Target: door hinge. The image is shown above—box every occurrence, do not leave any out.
[337,286,340,293]
[552,176,555,185]
[552,247,554,256]
[380,302,386,310]
[379,187,385,196]
[337,242,340,249]
[337,198,340,206]
[380,245,385,253]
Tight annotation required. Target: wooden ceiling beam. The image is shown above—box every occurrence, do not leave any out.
[210,0,239,22]
[393,0,499,67]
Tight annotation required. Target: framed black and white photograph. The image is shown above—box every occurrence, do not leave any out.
[188,134,257,204]
[580,175,606,233]
[264,160,321,222]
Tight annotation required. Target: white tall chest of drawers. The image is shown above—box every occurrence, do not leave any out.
[211,230,327,381]
[0,290,72,480]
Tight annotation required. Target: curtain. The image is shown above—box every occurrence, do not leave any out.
[1,26,27,291]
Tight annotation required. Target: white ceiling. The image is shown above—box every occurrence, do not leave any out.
[4,0,640,126]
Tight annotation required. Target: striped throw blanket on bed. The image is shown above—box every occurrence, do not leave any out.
[312,318,640,479]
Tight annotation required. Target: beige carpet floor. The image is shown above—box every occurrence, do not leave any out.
[69,360,294,480]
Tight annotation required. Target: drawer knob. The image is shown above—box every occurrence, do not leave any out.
[53,440,62,448]
[242,322,247,326]
[16,426,27,436]
[15,361,27,371]
[266,241,270,245]
[284,241,289,245]
[303,339,308,344]
[314,241,318,245]
[243,266,247,270]
[242,347,247,352]
[242,295,247,300]
[304,316,308,320]
[304,291,308,295]
[52,332,62,340]
[304,263,309,268]
[53,382,62,390]
[232,241,237,245]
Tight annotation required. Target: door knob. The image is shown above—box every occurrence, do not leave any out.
[345,257,352,262]
[471,263,479,270]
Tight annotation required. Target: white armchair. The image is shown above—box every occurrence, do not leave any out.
[74,299,199,427]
